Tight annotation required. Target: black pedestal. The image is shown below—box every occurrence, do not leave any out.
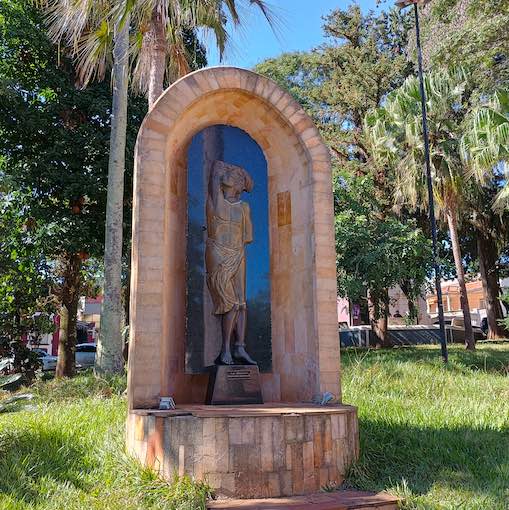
[206,365,264,405]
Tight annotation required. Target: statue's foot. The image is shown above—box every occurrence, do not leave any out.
[216,351,234,365]
[232,345,257,365]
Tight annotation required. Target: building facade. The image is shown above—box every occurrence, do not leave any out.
[426,277,509,326]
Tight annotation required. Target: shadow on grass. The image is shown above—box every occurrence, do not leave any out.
[347,418,509,507]
[0,427,92,504]
[341,345,509,376]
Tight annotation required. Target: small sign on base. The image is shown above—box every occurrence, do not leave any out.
[206,365,263,405]
[159,396,176,410]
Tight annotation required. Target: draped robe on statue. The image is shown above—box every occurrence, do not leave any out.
[205,169,253,315]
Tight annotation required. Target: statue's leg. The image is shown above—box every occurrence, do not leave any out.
[232,308,257,365]
[219,309,237,365]
[234,308,247,346]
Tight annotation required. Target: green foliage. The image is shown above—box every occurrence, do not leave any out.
[41,0,267,95]
[0,0,146,258]
[365,68,472,213]
[254,52,321,116]
[255,5,413,171]
[334,172,432,306]
[461,89,509,211]
[0,196,54,381]
[319,5,413,129]
[418,0,509,93]
[29,369,127,403]
[0,196,53,338]
[0,0,147,374]
[257,5,423,318]
[342,343,509,509]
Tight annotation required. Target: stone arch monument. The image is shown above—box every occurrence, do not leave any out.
[126,67,359,499]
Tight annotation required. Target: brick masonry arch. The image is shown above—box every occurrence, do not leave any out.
[127,67,340,408]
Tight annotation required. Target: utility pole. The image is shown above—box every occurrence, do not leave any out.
[395,0,448,363]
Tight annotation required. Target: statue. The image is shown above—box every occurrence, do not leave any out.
[205,160,257,365]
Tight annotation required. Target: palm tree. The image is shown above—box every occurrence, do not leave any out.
[463,183,508,339]
[127,0,277,107]
[461,90,509,338]
[365,69,476,350]
[461,90,509,212]
[36,0,277,374]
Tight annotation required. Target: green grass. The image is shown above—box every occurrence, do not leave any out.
[342,343,509,509]
[0,344,508,510]
[0,373,211,510]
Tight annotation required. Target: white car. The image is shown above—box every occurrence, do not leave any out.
[75,343,96,369]
[31,349,58,371]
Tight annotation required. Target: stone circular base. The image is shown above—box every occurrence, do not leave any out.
[126,404,359,499]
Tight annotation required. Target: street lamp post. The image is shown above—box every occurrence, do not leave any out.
[396,0,448,363]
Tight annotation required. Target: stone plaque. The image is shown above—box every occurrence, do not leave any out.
[206,365,263,405]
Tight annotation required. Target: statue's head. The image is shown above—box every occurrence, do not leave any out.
[214,161,253,194]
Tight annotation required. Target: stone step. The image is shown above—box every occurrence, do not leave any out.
[207,490,400,510]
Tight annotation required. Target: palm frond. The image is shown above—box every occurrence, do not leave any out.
[364,68,470,215]
[493,161,509,212]
[461,90,509,193]
[37,0,114,87]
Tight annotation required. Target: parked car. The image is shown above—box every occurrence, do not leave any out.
[31,349,58,371]
[75,343,96,369]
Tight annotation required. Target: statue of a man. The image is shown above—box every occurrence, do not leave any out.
[205,160,257,365]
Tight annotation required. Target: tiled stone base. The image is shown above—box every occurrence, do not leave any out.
[207,490,400,509]
[126,404,359,499]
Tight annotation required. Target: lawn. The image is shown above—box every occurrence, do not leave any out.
[0,343,508,510]
[342,343,509,510]
[0,376,211,510]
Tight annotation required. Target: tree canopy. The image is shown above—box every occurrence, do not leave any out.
[416,0,509,93]
[335,172,432,305]
[0,0,146,373]
[0,0,146,261]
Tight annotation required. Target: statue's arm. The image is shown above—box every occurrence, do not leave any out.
[242,202,253,244]
[208,164,223,211]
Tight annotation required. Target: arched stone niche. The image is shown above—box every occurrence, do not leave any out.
[127,67,340,409]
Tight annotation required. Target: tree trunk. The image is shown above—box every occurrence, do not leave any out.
[147,10,167,108]
[56,254,81,378]
[121,260,130,362]
[400,280,418,324]
[446,210,475,350]
[122,264,130,326]
[95,14,130,376]
[368,289,390,348]
[477,231,507,338]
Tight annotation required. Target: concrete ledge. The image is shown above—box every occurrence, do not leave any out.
[131,403,357,418]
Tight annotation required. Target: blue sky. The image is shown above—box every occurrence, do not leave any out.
[205,0,385,69]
